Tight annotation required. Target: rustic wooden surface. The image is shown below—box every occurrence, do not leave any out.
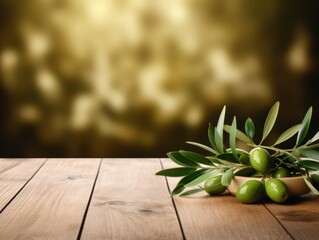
[0,158,318,240]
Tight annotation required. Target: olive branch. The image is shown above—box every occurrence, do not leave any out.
[156,102,319,196]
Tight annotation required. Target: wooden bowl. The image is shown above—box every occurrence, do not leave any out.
[227,176,311,197]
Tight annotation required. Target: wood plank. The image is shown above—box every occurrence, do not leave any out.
[162,158,292,240]
[81,158,183,240]
[0,158,46,212]
[0,158,100,239]
[264,193,319,240]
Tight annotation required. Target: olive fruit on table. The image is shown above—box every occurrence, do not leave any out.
[236,180,265,204]
[265,178,289,203]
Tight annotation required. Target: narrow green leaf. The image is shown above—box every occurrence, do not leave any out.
[171,185,185,196]
[180,150,215,166]
[186,141,217,154]
[273,124,301,146]
[217,105,226,142]
[217,153,240,163]
[307,130,319,144]
[261,101,280,143]
[238,154,250,166]
[206,157,222,164]
[185,170,219,187]
[245,118,255,139]
[167,152,199,167]
[286,152,302,163]
[177,169,212,186]
[221,168,234,186]
[217,159,242,167]
[299,149,319,160]
[226,148,249,155]
[304,143,319,149]
[303,175,319,195]
[208,123,218,151]
[214,127,226,154]
[224,125,251,143]
[155,167,197,177]
[179,188,204,197]
[234,167,256,176]
[296,107,312,146]
[298,159,319,171]
[230,116,238,160]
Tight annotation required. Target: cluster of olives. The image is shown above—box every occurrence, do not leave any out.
[204,147,314,204]
[237,148,290,204]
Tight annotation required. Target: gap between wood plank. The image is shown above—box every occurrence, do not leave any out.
[76,158,103,240]
[263,203,295,240]
[160,158,186,240]
[0,158,48,214]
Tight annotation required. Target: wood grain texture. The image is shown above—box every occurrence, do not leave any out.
[162,158,292,240]
[265,193,319,240]
[81,158,183,240]
[0,158,100,240]
[0,158,46,212]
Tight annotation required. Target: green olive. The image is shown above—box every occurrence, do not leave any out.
[204,175,226,195]
[249,148,272,173]
[311,172,319,190]
[236,180,265,204]
[273,167,291,178]
[265,179,289,203]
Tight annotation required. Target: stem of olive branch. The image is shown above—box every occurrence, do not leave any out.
[247,142,319,154]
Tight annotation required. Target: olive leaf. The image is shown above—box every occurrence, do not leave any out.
[234,167,256,176]
[155,167,198,177]
[298,149,319,160]
[221,168,234,186]
[176,169,212,186]
[208,123,218,151]
[217,105,226,142]
[171,169,211,195]
[304,143,319,149]
[217,159,242,167]
[186,141,217,154]
[261,101,280,144]
[286,152,302,163]
[296,107,312,146]
[217,153,240,163]
[167,152,199,167]
[180,150,215,166]
[245,118,255,139]
[226,148,249,155]
[179,188,204,197]
[224,125,251,143]
[298,159,319,171]
[238,154,250,166]
[171,185,185,196]
[307,130,319,145]
[273,124,301,146]
[185,170,220,187]
[230,116,238,160]
[206,156,222,164]
[214,127,226,154]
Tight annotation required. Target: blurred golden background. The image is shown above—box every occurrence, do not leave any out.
[0,0,318,157]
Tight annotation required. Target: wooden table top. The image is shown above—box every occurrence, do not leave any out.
[0,158,318,240]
